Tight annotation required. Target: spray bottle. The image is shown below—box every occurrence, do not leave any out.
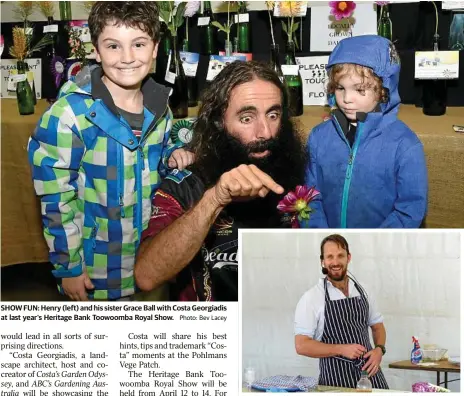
[411,336,423,365]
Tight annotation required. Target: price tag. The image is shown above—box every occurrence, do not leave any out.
[180,51,200,77]
[234,13,250,23]
[197,17,210,26]
[281,65,300,76]
[165,71,176,84]
[43,25,59,33]
[7,77,17,91]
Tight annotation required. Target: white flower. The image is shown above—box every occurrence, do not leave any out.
[184,1,200,17]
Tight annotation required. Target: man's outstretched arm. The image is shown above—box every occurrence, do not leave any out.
[135,165,284,291]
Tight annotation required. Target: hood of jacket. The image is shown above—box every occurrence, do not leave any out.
[326,35,402,128]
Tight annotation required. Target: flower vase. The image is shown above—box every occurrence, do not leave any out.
[283,41,303,117]
[224,40,233,56]
[378,5,392,41]
[166,36,188,119]
[182,38,198,108]
[201,1,217,55]
[449,13,464,50]
[270,44,284,81]
[237,16,250,52]
[422,34,447,116]
[59,1,72,21]
[16,61,34,115]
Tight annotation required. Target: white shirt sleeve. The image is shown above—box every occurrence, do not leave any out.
[294,290,318,338]
[365,284,383,326]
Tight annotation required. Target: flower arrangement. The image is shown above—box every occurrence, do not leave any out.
[277,185,320,228]
[13,1,35,22]
[9,26,52,61]
[67,28,89,66]
[159,1,187,38]
[280,1,302,49]
[329,1,357,21]
[37,1,55,18]
[211,1,235,51]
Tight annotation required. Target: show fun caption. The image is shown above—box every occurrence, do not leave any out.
[0,303,238,396]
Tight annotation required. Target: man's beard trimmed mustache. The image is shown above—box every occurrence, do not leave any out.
[220,133,280,173]
[328,268,347,282]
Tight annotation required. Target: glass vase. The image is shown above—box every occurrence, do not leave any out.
[59,1,72,21]
[201,1,217,55]
[16,61,35,115]
[270,44,284,81]
[166,36,188,119]
[449,13,464,50]
[182,39,198,108]
[378,5,393,41]
[283,41,303,117]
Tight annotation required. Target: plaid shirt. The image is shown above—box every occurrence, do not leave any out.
[28,66,179,300]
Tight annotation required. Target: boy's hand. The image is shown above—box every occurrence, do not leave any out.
[62,270,94,301]
[168,149,195,171]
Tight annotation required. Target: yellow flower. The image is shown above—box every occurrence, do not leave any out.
[279,1,303,17]
[265,1,275,11]
[9,27,28,61]
[37,1,55,18]
[14,1,35,20]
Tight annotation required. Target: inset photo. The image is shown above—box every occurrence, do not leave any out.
[241,231,461,393]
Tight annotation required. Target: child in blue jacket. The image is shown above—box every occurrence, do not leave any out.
[304,35,428,228]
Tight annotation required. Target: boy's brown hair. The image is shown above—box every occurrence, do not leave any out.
[326,64,389,104]
[88,2,161,48]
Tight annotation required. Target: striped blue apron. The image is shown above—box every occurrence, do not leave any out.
[318,277,389,389]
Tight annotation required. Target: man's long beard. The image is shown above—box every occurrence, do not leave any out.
[191,122,306,227]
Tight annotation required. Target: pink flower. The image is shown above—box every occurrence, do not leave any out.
[375,1,389,5]
[329,1,357,21]
[277,185,320,228]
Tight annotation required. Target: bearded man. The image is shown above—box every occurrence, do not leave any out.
[294,234,389,389]
[134,61,307,301]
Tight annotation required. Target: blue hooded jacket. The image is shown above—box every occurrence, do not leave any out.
[303,35,428,228]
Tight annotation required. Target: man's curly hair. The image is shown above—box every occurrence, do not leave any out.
[189,60,304,188]
[88,1,161,48]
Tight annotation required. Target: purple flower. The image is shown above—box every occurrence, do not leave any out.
[375,1,389,5]
[277,185,320,228]
[329,1,357,21]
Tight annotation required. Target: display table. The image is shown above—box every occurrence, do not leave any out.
[389,360,460,388]
[1,99,463,267]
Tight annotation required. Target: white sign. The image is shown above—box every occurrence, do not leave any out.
[281,65,300,76]
[43,25,59,33]
[1,58,42,99]
[197,17,210,26]
[234,13,250,23]
[296,56,330,106]
[442,1,464,10]
[415,51,460,79]
[310,3,377,52]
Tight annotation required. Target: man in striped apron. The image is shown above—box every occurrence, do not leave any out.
[294,234,389,389]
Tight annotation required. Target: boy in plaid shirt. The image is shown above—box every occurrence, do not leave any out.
[28,2,193,300]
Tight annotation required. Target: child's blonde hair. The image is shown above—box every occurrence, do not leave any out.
[327,64,389,104]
